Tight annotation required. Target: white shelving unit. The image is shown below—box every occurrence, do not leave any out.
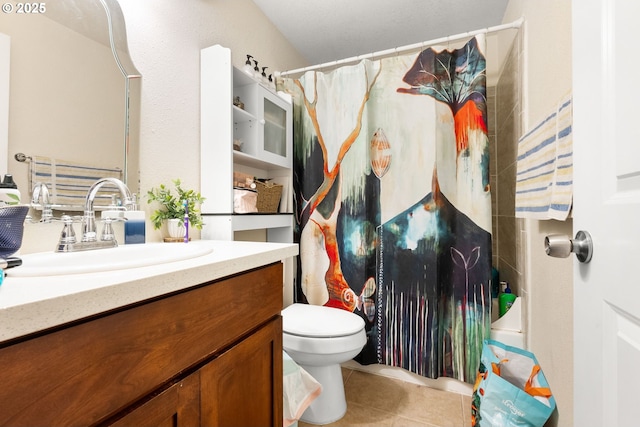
[199,44,294,244]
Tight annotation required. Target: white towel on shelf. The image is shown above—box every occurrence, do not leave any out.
[30,156,123,209]
[515,94,573,220]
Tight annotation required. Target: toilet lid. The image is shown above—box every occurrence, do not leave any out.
[282,303,365,338]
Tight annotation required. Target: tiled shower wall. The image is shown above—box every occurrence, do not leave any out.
[489,31,525,297]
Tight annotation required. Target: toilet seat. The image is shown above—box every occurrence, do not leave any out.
[282,303,365,338]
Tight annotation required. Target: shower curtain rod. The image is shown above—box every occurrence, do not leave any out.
[278,17,524,77]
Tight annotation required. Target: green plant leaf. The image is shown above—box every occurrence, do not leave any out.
[146,179,206,230]
[5,193,21,205]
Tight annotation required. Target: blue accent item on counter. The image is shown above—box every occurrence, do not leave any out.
[125,215,145,244]
[0,205,29,258]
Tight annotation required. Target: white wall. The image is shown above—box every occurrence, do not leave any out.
[503,1,574,426]
[117,0,308,241]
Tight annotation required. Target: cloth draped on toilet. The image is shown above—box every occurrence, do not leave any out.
[283,351,322,427]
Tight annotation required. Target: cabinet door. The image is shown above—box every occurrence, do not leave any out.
[257,86,292,169]
[201,317,283,427]
[107,373,200,427]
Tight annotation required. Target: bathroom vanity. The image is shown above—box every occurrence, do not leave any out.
[0,240,297,426]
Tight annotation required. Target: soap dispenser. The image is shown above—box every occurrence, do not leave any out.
[243,55,254,77]
[0,174,21,206]
[124,194,145,244]
[252,59,261,79]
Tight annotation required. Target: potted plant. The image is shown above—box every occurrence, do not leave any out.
[146,179,205,238]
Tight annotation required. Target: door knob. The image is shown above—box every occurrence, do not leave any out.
[544,230,593,263]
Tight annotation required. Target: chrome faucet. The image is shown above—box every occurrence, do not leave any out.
[56,177,133,252]
[31,182,53,222]
[81,177,134,242]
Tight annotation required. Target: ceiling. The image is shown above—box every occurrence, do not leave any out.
[251,0,510,67]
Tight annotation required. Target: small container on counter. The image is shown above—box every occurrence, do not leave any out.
[124,194,145,244]
[0,175,21,206]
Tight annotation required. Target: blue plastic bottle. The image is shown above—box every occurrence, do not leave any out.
[124,195,145,244]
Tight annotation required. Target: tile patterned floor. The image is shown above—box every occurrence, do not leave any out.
[299,368,472,427]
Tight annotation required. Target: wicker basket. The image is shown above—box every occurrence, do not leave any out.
[255,180,283,213]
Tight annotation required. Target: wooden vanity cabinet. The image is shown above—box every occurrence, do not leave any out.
[200,317,282,426]
[108,372,201,427]
[0,263,284,427]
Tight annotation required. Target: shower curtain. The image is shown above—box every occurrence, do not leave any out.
[281,36,492,383]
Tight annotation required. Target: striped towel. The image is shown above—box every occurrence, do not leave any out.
[30,156,123,210]
[515,94,573,220]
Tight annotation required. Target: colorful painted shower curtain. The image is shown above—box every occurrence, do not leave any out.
[281,36,492,383]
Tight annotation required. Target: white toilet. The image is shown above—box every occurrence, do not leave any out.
[282,303,366,425]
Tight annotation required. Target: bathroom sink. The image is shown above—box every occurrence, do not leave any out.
[8,243,214,277]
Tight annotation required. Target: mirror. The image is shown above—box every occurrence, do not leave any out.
[0,0,140,210]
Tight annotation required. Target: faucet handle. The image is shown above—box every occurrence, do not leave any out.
[31,182,54,223]
[58,215,77,244]
[99,216,126,242]
[41,206,54,223]
[31,182,51,205]
[101,218,116,242]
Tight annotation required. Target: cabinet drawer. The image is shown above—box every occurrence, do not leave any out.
[0,262,283,426]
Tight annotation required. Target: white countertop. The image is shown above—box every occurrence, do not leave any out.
[0,240,298,342]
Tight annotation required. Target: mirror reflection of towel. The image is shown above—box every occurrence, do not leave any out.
[30,156,122,210]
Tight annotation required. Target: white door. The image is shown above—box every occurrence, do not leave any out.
[573,1,640,425]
